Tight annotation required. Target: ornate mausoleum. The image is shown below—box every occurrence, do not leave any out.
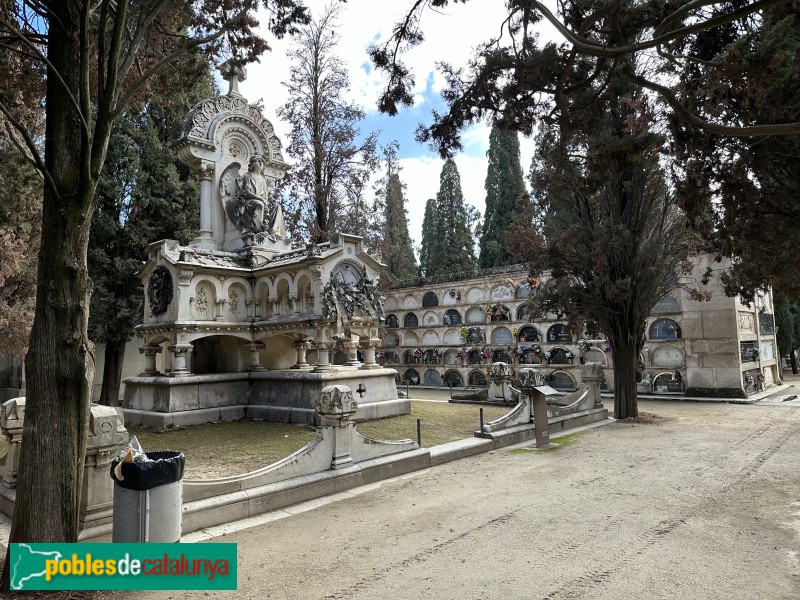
[378,254,779,398]
[122,63,406,426]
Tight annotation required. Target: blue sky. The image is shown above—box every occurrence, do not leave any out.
[239,0,539,249]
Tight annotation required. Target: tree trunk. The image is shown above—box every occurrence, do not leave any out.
[1,10,95,591]
[99,340,126,406]
[791,349,798,375]
[612,336,639,419]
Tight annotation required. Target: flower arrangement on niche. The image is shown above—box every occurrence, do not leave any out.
[481,348,493,359]
[744,371,754,386]
[459,325,470,339]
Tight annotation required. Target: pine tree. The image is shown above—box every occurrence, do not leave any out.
[419,198,438,277]
[429,159,476,276]
[479,125,526,268]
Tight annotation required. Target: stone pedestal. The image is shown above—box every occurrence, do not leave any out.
[313,342,334,372]
[0,397,25,486]
[291,341,313,370]
[343,340,361,367]
[581,363,605,408]
[316,385,358,469]
[360,339,382,370]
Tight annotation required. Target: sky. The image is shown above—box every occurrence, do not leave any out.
[234,0,540,250]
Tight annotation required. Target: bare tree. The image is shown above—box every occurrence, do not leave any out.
[278,3,379,243]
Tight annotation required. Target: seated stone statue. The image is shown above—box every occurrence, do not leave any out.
[221,154,285,241]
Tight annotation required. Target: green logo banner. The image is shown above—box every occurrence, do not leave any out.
[9,543,237,590]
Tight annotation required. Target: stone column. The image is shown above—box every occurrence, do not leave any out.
[360,339,382,370]
[214,299,227,321]
[197,161,214,242]
[253,299,263,320]
[268,296,279,319]
[290,294,300,316]
[313,342,334,372]
[243,341,265,371]
[81,405,128,535]
[168,344,194,376]
[291,341,313,370]
[316,385,358,469]
[0,397,25,487]
[245,299,254,321]
[137,345,163,376]
[343,339,361,367]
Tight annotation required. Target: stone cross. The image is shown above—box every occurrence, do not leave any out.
[220,59,246,97]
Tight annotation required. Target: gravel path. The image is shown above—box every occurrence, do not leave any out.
[116,399,800,600]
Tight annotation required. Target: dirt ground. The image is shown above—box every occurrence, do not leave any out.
[110,396,800,600]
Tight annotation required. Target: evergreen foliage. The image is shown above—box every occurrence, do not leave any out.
[88,65,212,404]
[427,159,476,277]
[479,125,526,268]
[382,171,419,281]
[775,299,796,357]
[419,198,438,277]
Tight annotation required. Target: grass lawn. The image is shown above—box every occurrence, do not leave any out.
[0,401,514,481]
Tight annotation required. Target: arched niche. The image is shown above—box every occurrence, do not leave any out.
[386,314,399,328]
[444,370,463,387]
[468,370,487,386]
[516,283,532,299]
[466,307,485,324]
[403,349,414,364]
[384,297,398,311]
[226,282,248,321]
[384,350,399,365]
[444,329,461,345]
[424,368,441,385]
[519,348,540,364]
[422,330,440,345]
[653,372,683,393]
[191,335,246,373]
[442,289,461,306]
[547,324,572,343]
[488,304,511,322]
[383,332,399,347]
[404,331,419,346]
[443,309,462,326]
[296,274,313,314]
[583,348,606,365]
[443,349,460,365]
[518,326,540,343]
[548,347,572,365]
[490,284,513,301]
[649,318,682,340]
[403,295,416,309]
[403,368,420,384]
[516,305,530,322]
[549,370,577,391]
[493,349,511,363]
[466,287,485,303]
[652,294,680,314]
[404,312,419,328]
[192,280,216,320]
[423,311,438,327]
[422,292,439,307]
[468,349,481,364]
[651,345,684,368]
[490,326,513,345]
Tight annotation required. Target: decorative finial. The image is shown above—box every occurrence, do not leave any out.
[220,59,247,97]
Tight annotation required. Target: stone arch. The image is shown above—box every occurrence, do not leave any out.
[651,345,684,368]
[269,272,293,298]
[402,294,416,309]
[516,305,530,322]
[386,314,399,328]
[490,326,513,345]
[443,309,462,326]
[422,291,439,307]
[191,279,217,320]
[516,283,532,299]
[404,312,419,328]
[493,349,512,363]
[548,347,572,365]
[383,332,399,347]
[403,331,419,346]
[422,311,438,327]
[468,370,487,386]
[468,349,482,364]
[383,350,400,365]
[384,297,398,311]
[549,370,577,391]
[583,348,607,365]
[442,289,461,306]
[465,306,485,324]
[649,318,682,340]
[191,334,247,373]
[403,349,414,364]
[424,368,442,385]
[489,304,511,322]
[653,371,683,393]
[519,347,540,364]
[422,330,440,345]
[275,278,291,317]
[444,370,463,387]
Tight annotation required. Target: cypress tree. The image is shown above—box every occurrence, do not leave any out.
[479,125,526,268]
[383,172,419,280]
[419,198,438,277]
[430,159,476,276]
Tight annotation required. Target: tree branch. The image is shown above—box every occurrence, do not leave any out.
[0,102,58,198]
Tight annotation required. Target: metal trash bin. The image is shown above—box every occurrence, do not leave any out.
[110,450,185,543]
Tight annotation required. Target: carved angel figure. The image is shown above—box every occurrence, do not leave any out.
[220,155,285,241]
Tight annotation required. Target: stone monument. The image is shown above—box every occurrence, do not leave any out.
[122,63,408,427]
